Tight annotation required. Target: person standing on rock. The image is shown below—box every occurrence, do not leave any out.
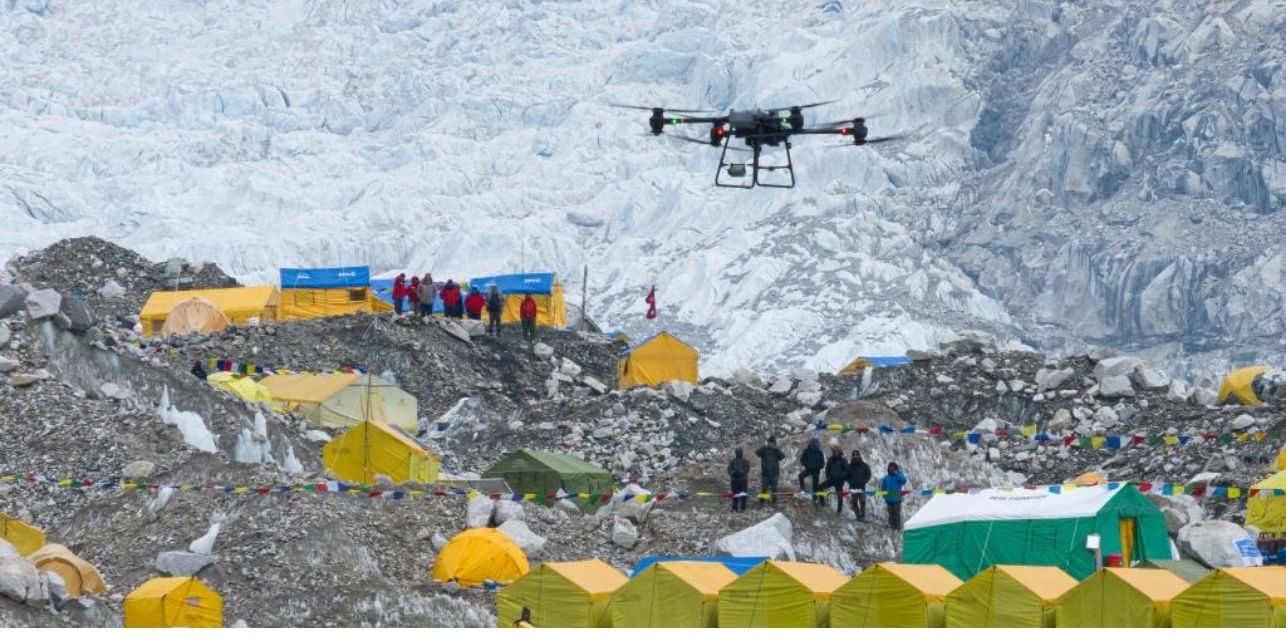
[520,293,538,341]
[486,285,504,335]
[440,279,462,319]
[464,286,486,321]
[416,273,435,317]
[847,450,872,521]
[727,447,750,513]
[797,436,825,504]
[819,439,849,514]
[407,275,421,315]
[391,273,408,315]
[880,462,909,530]
[755,435,785,505]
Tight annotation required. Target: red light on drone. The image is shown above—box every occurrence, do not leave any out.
[838,127,850,135]
[715,127,726,137]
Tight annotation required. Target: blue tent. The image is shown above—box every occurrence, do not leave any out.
[372,278,469,314]
[469,272,556,295]
[280,266,370,289]
[629,556,767,578]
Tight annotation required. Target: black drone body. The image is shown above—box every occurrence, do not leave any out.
[616,100,897,188]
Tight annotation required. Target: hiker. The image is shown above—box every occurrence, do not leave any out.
[407,276,421,314]
[391,273,408,314]
[440,280,462,319]
[520,293,538,341]
[754,435,785,505]
[514,606,534,628]
[416,274,434,317]
[797,436,824,504]
[486,285,504,335]
[881,462,909,530]
[819,439,849,514]
[464,286,486,320]
[191,360,207,379]
[727,447,750,513]
[847,450,872,520]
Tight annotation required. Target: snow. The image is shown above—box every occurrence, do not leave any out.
[232,412,274,465]
[157,387,218,453]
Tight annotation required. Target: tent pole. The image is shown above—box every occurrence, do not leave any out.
[580,264,588,331]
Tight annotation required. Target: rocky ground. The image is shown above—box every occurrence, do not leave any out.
[0,237,1281,627]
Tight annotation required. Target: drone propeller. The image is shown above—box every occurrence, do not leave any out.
[830,134,908,147]
[666,133,719,146]
[819,115,883,127]
[609,103,713,114]
[761,99,836,113]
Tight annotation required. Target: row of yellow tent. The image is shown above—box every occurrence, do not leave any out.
[492,558,1286,628]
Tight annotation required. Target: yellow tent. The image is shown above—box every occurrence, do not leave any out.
[611,561,737,628]
[205,372,271,405]
[261,373,417,432]
[124,577,222,628]
[945,565,1077,628]
[1170,567,1286,627]
[0,512,46,556]
[1274,446,1286,472]
[468,273,567,328]
[497,559,627,628]
[1247,469,1286,536]
[159,297,230,336]
[28,544,108,598]
[718,560,848,628]
[322,421,439,485]
[830,563,962,628]
[1218,365,1271,405]
[140,286,278,336]
[1056,568,1190,627]
[617,332,699,390]
[1071,471,1107,486]
[431,528,529,588]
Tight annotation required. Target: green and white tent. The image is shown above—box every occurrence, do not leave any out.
[903,484,1170,581]
[483,448,614,513]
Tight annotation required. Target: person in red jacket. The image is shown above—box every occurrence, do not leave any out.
[407,276,421,313]
[464,286,486,320]
[520,293,538,341]
[439,279,462,319]
[391,273,407,314]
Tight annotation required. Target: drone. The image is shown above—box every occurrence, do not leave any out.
[613,100,902,189]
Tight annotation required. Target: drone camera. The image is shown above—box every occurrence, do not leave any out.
[727,163,747,178]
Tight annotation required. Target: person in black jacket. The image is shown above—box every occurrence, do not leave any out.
[819,440,849,513]
[846,450,873,520]
[727,447,750,512]
[797,437,825,504]
[754,436,785,506]
[191,360,207,379]
[485,285,504,335]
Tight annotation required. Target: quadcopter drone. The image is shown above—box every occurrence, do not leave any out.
[613,100,902,189]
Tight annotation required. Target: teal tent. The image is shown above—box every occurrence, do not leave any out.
[903,484,1170,580]
[483,449,614,513]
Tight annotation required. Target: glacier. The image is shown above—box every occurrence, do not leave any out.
[1,0,1283,377]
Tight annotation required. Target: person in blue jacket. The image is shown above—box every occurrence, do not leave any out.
[880,461,908,530]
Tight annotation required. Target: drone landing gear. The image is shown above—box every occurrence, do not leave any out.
[715,137,796,189]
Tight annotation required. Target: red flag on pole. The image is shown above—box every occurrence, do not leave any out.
[645,286,657,319]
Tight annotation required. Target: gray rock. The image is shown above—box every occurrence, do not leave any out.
[940,332,994,354]
[492,500,524,526]
[667,381,694,402]
[559,358,583,377]
[466,495,494,528]
[767,378,794,395]
[461,319,486,337]
[0,323,9,349]
[97,280,126,299]
[8,370,51,387]
[155,551,215,577]
[1086,347,1118,362]
[1146,494,1206,535]
[533,342,555,358]
[906,349,936,361]
[59,294,94,333]
[23,289,61,321]
[0,557,44,606]
[0,356,16,374]
[430,533,449,551]
[973,418,998,433]
[1036,367,1075,391]
[730,368,764,387]
[99,382,132,400]
[0,286,28,319]
[1132,365,1171,390]
[554,499,582,517]
[1093,356,1142,383]
[581,376,608,394]
[1166,380,1192,403]
[440,321,471,343]
[1177,521,1257,568]
[0,541,17,562]
[1047,408,1073,430]
[1098,375,1136,398]
[41,570,68,605]
[1229,414,1256,430]
[610,517,638,549]
[612,485,655,524]
[497,520,547,556]
[1191,387,1219,406]
[796,390,822,407]
[122,460,156,478]
[713,513,795,560]
[304,430,331,443]
[1093,406,1120,428]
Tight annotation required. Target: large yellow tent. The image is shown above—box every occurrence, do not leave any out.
[467,273,567,328]
[0,512,46,556]
[431,528,529,588]
[321,421,439,485]
[611,561,737,628]
[1056,568,1190,627]
[945,565,1077,628]
[140,286,278,337]
[617,332,698,390]
[124,577,223,628]
[718,560,847,628]
[830,563,962,628]
[205,372,271,405]
[1275,446,1286,472]
[497,559,627,628]
[278,267,384,321]
[28,544,108,598]
[1170,567,1286,627]
[1248,469,1286,537]
[159,297,229,336]
[1218,365,1271,405]
[261,373,417,432]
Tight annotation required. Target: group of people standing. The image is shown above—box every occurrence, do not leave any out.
[389,273,540,340]
[727,436,909,530]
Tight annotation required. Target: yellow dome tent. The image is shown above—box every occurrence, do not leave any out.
[497,559,627,628]
[830,563,962,628]
[1218,365,1271,406]
[617,332,699,390]
[1055,568,1190,627]
[261,373,417,432]
[124,576,223,628]
[205,372,271,405]
[1071,471,1107,486]
[158,297,230,337]
[431,528,529,588]
[1247,469,1286,536]
[945,565,1077,628]
[0,512,46,556]
[717,560,848,628]
[322,421,439,485]
[140,286,278,337]
[610,561,737,628]
[1170,567,1286,627]
[27,544,108,598]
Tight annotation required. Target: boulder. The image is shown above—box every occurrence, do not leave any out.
[0,541,17,562]
[1146,494,1206,535]
[1093,406,1120,428]
[796,391,823,407]
[1229,414,1256,431]
[1191,387,1219,406]
[59,295,94,333]
[0,286,28,319]
[1093,356,1142,382]
[0,323,9,349]
[667,381,694,402]
[42,570,68,605]
[581,376,608,394]
[1047,408,1073,430]
[497,520,547,557]
[430,533,449,552]
[492,500,524,526]
[554,499,583,517]
[440,321,472,343]
[1036,367,1075,391]
[100,382,132,400]
[466,495,495,528]
[613,485,654,524]
[97,280,126,299]
[1177,521,1259,568]
[559,358,583,377]
[1086,347,1118,362]
[8,370,51,387]
[1098,375,1136,398]
[0,557,44,606]
[730,368,764,388]
[1166,380,1192,403]
[122,460,156,478]
[0,356,16,374]
[23,289,61,321]
[610,517,638,550]
[713,513,795,560]
[973,418,998,433]
[1132,365,1170,390]
[767,378,794,395]
[304,430,331,443]
[155,551,215,577]
[533,342,555,358]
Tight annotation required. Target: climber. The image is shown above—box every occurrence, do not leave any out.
[881,462,909,530]
[407,275,421,315]
[391,273,408,314]
[440,280,462,319]
[520,293,538,341]
[464,286,486,321]
[416,273,435,317]
[846,450,872,520]
[486,285,504,335]
[819,439,849,514]
[755,435,785,505]
[727,447,750,513]
[797,436,824,505]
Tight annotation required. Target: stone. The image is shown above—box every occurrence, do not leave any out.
[1093,406,1120,428]
[713,513,795,560]
[935,374,955,384]
[8,370,50,387]
[1047,409,1073,430]
[440,321,471,343]
[906,349,935,361]
[497,520,547,556]
[973,418,998,433]
[667,381,694,402]
[730,368,764,387]
[768,378,794,395]
[1035,367,1075,391]
[0,557,44,606]
[554,499,582,517]
[99,382,131,400]
[610,517,638,549]
[305,430,331,443]
[41,570,68,604]
[581,376,608,394]
[559,358,583,377]
[1098,375,1135,398]
[430,533,449,551]
[613,484,654,524]
[1229,414,1256,431]
[122,460,156,478]
[466,495,495,528]
[1166,380,1192,403]
[796,391,822,407]
[23,289,61,321]
[1191,387,1219,406]
[461,319,485,336]
[1087,347,1118,362]
[1132,365,1170,390]
[1008,380,1024,393]
[940,332,994,354]
[995,380,1008,394]
[1093,356,1143,383]
[59,295,94,333]
[533,342,555,358]
[1146,494,1206,535]
[0,286,28,319]
[97,280,126,299]
[0,324,9,349]
[0,356,16,374]
[492,500,524,526]
[155,551,215,577]
[1177,521,1259,568]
